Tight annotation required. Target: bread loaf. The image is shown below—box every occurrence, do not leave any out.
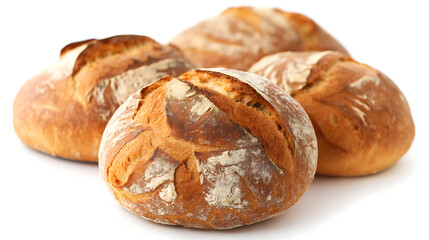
[98,68,317,229]
[249,51,415,176]
[170,6,349,71]
[13,35,194,162]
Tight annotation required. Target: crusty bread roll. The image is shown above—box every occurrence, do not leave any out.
[98,68,317,229]
[170,6,349,71]
[13,35,194,162]
[248,51,415,176]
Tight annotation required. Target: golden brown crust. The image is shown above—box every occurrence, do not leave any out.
[98,68,317,229]
[280,12,349,55]
[249,51,415,176]
[170,6,348,70]
[13,35,194,162]
[60,38,94,56]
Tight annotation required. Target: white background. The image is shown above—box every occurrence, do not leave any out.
[1,0,428,239]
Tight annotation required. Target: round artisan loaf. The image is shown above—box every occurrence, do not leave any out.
[13,35,194,162]
[248,51,415,176]
[170,6,349,71]
[98,68,317,229]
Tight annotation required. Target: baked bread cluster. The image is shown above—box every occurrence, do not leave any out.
[13,6,414,229]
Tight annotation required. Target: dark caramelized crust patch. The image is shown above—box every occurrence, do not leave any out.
[72,35,158,75]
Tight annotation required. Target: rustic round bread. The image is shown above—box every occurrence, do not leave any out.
[170,6,349,71]
[248,51,415,176]
[13,35,194,162]
[98,68,317,229]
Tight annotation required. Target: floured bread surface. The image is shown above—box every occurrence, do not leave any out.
[249,51,415,176]
[99,68,317,229]
[13,35,194,162]
[170,6,348,70]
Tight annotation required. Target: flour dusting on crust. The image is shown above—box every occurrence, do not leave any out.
[349,75,380,89]
[199,68,318,179]
[345,75,383,128]
[171,7,299,68]
[196,145,283,210]
[159,182,177,203]
[35,44,89,97]
[123,149,180,203]
[87,58,193,120]
[109,58,188,104]
[167,77,196,100]
[249,51,334,93]
[46,44,89,81]
[351,106,367,124]
[189,95,215,122]
[143,155,177,192]
[198,149,248,209]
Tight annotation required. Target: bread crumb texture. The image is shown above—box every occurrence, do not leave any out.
[99,69,317,229]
